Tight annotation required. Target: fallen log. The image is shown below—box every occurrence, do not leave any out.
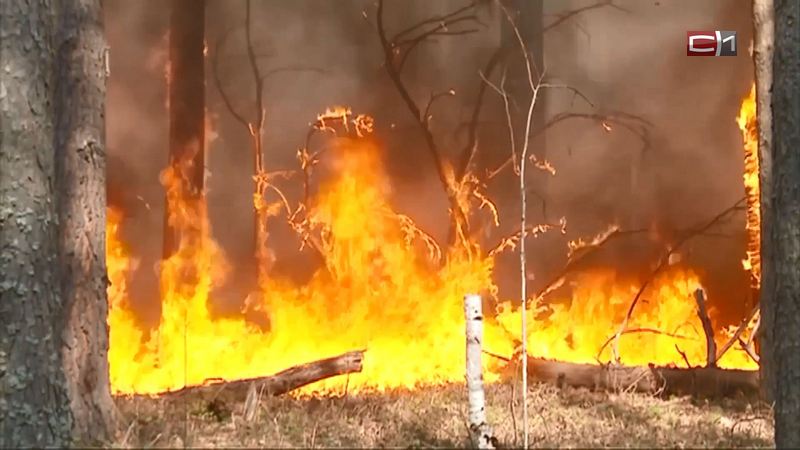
[158,350,365,401]
[521,357,759,398]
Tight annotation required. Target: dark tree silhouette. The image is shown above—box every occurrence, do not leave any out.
[765,0,800,446]
[163,0,207,259]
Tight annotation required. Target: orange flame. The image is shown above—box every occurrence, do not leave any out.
[107,112,757,396]
[736,84,760,288]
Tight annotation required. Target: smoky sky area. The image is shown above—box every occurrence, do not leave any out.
[104,0,755,328]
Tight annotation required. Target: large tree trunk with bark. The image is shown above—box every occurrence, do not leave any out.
[54,0,117,443]
[0,1,73,446]
[163,0,206,259]
[753,0,775,404]
[768,0,800,446]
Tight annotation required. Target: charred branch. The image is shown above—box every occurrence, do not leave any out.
[157,351,364,401]
[542,0,628,33]
[376,0,476,246]
[693,288,717,368]
[609,198,746,363]
[715,303,760,364]
[519,357,759,398]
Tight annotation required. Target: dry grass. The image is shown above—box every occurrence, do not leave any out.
[112,380,773,448]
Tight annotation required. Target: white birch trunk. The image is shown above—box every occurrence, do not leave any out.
[465,294,495,449]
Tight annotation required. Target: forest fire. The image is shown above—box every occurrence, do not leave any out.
[106,105,759,396]
[737,83,760,288]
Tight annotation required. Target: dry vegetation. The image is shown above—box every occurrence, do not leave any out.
[113,381,773,448]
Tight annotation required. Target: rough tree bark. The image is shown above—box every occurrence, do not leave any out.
[54,0,117,443]
[752,0,775,404]
[163,0,206,259]
[0,1,73,447]
[768,0,800,446]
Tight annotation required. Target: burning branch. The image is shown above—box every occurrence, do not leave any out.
[290,107,377,264]
[693,288,717,368]
[609,198,747,364]
[212,1,327,285]
[716,303,760,363]
[375,0,480,248]
[160,350,364,400]
[487,219,566,257]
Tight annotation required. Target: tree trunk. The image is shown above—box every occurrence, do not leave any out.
[0,1,73,447]
[163,0,206,259]
[54,0,117,444]
[154,350,364,401]
[768,0,800,446]
[521,357,760,398]
[753,0,775,404]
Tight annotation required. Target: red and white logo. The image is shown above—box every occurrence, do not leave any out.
[687,31,737,56]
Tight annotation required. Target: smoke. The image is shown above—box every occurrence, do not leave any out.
[106,0,755,327]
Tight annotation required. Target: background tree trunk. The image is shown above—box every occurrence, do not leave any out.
[54,0,117,443]
[753,0,774,404]
[163,0,206,259]
[0,1,73,446]
[768,0,800,446]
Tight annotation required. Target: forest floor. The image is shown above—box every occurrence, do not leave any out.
[112,380,773,448]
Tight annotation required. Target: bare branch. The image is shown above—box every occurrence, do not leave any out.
[423,89,456,126]
[454,0,625,183]
[675,345,692,368]
[391,1,479,41]
[487,111,652,180]
[376,0,472,246]
[212,26,249,128]
[480,68,518,174]
[244,0,265,135]
[543,0,628,33]
[595,328,694,363]
[455,47,509,182]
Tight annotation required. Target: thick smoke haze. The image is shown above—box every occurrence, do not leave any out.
[105,0,755,327]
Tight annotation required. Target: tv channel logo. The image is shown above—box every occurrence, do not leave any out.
[687,31,737,56]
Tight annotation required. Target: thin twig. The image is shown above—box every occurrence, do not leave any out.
[488,111,651,180]
[542,0,628,33]
[675,345,692,368]
[595,327,694,362]
[212,25,249,128]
